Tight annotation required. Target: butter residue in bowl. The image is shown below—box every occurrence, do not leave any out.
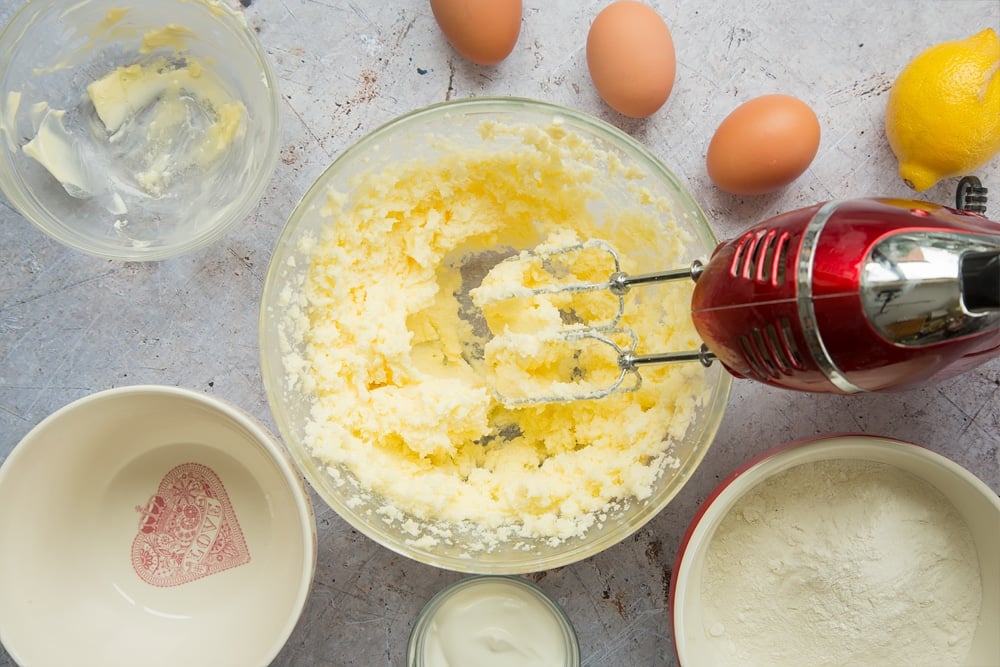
[85,56,244,197]
[282,119,707,552]
[16,14,245,214]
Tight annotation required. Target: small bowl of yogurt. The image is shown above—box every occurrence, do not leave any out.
[408,575,580,667]
[670,434,1000,667]
[0,0,280,260]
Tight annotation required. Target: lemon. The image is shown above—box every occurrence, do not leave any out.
[885,28,1000,191]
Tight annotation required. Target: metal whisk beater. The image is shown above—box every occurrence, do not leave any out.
[472,238,715,406]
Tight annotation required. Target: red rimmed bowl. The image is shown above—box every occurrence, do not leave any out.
[670,434,1000,667]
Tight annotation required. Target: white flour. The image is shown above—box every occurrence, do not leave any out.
[701,459,982,667]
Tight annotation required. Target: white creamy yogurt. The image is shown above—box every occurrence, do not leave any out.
[410,577,579,667]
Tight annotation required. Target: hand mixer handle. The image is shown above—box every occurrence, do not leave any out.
[691,198,1000,394]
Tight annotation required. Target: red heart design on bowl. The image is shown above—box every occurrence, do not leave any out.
[131,462,250,587]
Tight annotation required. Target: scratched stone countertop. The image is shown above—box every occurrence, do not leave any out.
[1,1,999,666]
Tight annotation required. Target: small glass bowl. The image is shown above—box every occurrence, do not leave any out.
[0,0,280,260]
[408,576,581,667]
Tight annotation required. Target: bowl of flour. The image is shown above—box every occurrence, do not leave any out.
[670,434,1000,667]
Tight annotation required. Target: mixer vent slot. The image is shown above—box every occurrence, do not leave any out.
[738,317,805,379]
[778,317,805,369]
[730,229,792,285]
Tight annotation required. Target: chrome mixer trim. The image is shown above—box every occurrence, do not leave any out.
[796,200,866,394]
[860,231,1000,346]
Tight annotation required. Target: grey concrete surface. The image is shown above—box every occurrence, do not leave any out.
[1,1,998,666]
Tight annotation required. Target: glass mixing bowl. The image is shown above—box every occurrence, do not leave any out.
[259,97,732,573]
[0,0,280,260]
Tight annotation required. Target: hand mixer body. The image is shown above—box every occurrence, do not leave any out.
[690,198,1000,393]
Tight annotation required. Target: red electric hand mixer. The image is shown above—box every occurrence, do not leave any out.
[477,192,1000,406]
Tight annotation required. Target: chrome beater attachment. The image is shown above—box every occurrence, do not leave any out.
[472,239,714,406]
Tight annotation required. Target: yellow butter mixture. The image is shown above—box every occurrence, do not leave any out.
[283,120,709,550]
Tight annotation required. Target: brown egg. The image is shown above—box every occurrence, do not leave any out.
[707,95,821,195]
[586,1,676,118]
[430,0,522,66]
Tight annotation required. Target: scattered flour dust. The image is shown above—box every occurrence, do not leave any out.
[701,459,983,667]
[281,119,708,553]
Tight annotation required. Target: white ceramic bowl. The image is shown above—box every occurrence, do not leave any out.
[670,434,1000,667]
[0,386,316,666]
[0,0,280,260]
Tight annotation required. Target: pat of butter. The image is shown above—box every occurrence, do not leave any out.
[87,60,209,134]
[22,107,96,199]
[20,102,127,214]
